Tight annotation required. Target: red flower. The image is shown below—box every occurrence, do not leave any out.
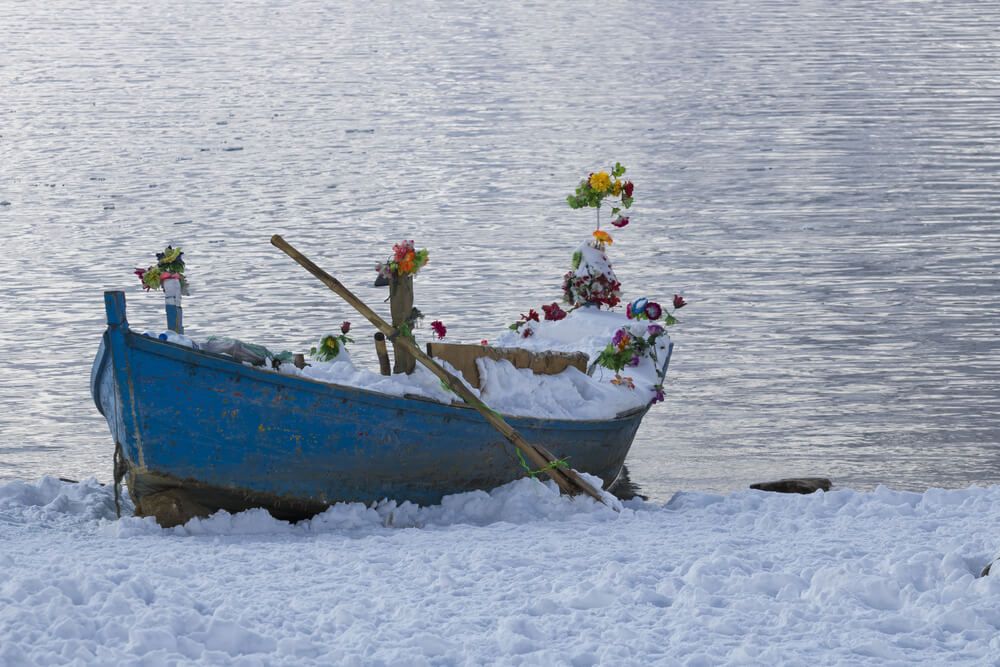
[673,294,687,309]
[480,340,488,346]
[430,320,447,339]
[522,327,534,338]
[624,181,634,197]
[521,309,540,323]
[341,321,351,334]
[541,303,566,321]
[611,216,629,228]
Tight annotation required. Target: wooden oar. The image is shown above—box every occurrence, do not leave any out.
[271,234,609,505]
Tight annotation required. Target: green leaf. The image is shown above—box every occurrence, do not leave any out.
[664,313,677,326]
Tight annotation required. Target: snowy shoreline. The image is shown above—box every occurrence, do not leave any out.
[2,476,998,665]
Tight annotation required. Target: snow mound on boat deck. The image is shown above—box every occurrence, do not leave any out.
[281,349,462,407]
[488,305,670,414]
[3,477,1000,665]
[269,306,668,420]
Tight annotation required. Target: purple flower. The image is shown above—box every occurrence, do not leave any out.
[612,328,627,347]
[651,385,664,404]
[645,302,662,320]
[629,354,640,367]
[647,324,664,336]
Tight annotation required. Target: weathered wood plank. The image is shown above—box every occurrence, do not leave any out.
[426,342,589,388]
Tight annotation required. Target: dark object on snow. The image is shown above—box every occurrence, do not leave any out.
[982,557,998,577]
[750,477,832,494]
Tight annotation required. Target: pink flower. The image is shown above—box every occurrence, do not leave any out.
[341,321,351,334]
[673,295,687,309]
[611,216,629,228]
[430,320,447,339]
[645,302,662,320]
[481,340,488,346]
[624,181,634,198]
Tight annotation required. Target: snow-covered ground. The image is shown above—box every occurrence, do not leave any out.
[2,476,998,665]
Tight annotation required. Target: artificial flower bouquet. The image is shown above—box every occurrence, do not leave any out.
[376,240,428,281]
[566,162,634,230]
[310,321,354,361]
[592,297,685,404]
[135,245,189,293]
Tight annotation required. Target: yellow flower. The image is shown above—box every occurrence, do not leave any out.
[613,179,622,196]
[593,230,613,246]
[589,171,611,192]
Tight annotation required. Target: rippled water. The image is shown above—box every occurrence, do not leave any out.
[3,0,998,501]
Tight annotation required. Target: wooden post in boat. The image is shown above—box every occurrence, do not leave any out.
[373,332,392,376]
[162,277,183,334]
[270,235,608,505]
[389,274,416,374]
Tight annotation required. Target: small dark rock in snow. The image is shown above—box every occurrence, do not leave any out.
[982,557,998,577]
[103,204,115,210]
[750,477,832,494]
[224,146,244,152]
[0,200,10,206]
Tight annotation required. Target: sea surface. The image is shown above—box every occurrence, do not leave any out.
[2,0,998,502]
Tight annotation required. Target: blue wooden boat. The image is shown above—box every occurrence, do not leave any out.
[91,291,654,525]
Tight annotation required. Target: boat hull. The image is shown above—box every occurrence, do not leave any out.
[93,292,647,524]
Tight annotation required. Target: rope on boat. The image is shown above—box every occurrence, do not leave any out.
[516,449,569,479]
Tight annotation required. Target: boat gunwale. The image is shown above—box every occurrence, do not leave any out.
[121,329,649,428]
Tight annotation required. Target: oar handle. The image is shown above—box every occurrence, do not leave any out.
[270,235,608,505]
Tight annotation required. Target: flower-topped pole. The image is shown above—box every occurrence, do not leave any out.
[135,246,188,333]
[376,240,429,374]
[563,163,635,309]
